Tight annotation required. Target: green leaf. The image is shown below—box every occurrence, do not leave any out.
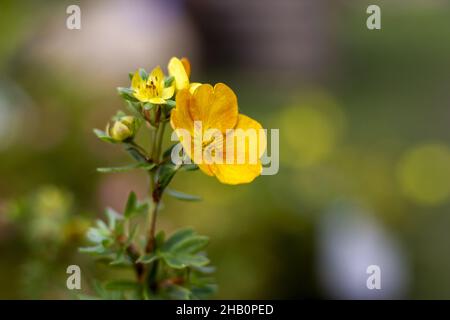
[86,227,110,243]
[137,253,159,264]
[162,102,175,117]
[167,285,191,300]
[96,219,109,231]
[126,223,139,246]
[105,207,121,230]
[191,284,218,299]
[134,201,149,216]
[112,110,127,121]
[191,265,216,274]
[109,251,131,266]
[161,253,186,268]
[166,99,176,107]
[163,144,177,159]
[161,252,209,269]
[171,235,209,254]
[163,228,195,251]
[77,294,101,300]
[93,129,116,143]
[104,280,140,291]
[125,101,145,120]
[117,87,138,102]
[181,163,199,171]
[124,145,148,162]
[78,245,104,254]
[157,163,179,192]
[97,162,155,173]
[138,68,148,80]
[124,192,137,218]
[143,102,154,111]
[159,228,210,269]
[164,76,174,87]
[123,191,148,219]
[166,188,202,202]
[114,219,125,236]
[180,254,209,267]
[155,230,166,249]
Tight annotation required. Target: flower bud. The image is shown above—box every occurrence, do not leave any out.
[108,116,137,142]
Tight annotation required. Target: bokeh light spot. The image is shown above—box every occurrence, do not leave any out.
[397,143,450,206]
[280,90,346,168]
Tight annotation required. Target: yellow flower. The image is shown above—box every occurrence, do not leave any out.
[168,57,201,94]
[170,83,266,185]
[131,66,174,104]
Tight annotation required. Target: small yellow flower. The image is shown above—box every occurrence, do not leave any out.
[168,57,201,94]
[170,83,266,185]
[131,66,174,104]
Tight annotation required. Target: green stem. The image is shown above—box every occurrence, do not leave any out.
[143,110,167,294]
[154,121,166,163]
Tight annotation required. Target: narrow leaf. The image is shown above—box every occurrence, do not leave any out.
[166,188,202,202]
[181,163,199,171]
[97,162,155,173]
[117,87,138,102]
[124,191,137,218]
[93,129,116,143]
[137,253,159,264]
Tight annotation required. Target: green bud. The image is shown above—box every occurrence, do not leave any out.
[108,116,138,142]
[120,116,135,128]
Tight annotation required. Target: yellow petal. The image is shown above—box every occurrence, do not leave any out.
[162,83,175,100]
[181,57,191,78]
[226,114,266,160]
[210,114,265,185]
[190,83,238,133]
[168,57,189,91]
[198,164,214,176]
[189,82,202,94]
[211,161,262,185]
[149,66,164,84]
[149,97,166,104]
[131,71,142,90]
[170,89,194,133]
[134,91,150,103]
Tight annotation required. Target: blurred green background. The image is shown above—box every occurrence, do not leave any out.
[1,0,450,299]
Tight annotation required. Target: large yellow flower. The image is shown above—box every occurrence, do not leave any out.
[168,57,201,94]
[131,66,174,104]
[170,83,266,185]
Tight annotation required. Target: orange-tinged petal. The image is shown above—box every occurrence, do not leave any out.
[190,83,238,132]
[168,57,189,91]
[170,89,195,133]
[181,57,191,78]
[189,82,202,94]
